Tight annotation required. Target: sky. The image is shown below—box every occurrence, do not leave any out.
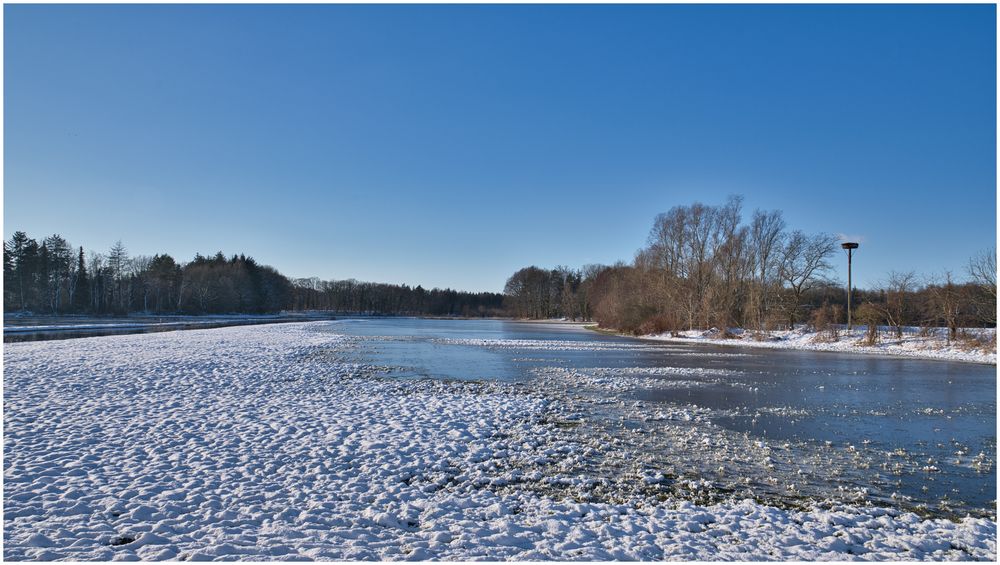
[3,4,996,292]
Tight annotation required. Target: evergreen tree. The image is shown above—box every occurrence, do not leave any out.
[73,246,90,312]
[32,242,49,312]
[107,240,129,313]
[3,239,15,308]
[6,231,36,310]
[148,254,180,312]
[43,234,72,313]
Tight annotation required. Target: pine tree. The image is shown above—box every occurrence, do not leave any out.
[43,234,72,313]
[37,243,50,312]
[3,240,15,309]
[6,231,35,310]
[107,240,129,313]
[73,246,89,312]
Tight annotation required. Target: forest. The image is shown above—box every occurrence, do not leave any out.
[2,232,504,317]
[289,277,505,317]
[502,196,996,338]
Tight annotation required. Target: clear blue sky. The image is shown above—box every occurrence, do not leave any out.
[4,4,996,292]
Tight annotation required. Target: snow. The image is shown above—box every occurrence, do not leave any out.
[638,326,997,365]
[435,338,748,356]
[4,322,996,560]
[3,313,332,336]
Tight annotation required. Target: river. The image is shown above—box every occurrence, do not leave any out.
[320,317,996,520]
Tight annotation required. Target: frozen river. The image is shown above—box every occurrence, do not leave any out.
[325,318,996,519]
[4,320,995,560]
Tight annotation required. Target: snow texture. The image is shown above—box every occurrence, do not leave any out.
[640,326,996,365]
[4,323,996,560]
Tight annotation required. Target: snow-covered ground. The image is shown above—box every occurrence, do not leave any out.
[4,323,996,560]
[3,313,334,336]
[636,326,997,365]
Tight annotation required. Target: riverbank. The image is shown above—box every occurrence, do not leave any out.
[2,312,337,342]
[589,325,997,365]
[4,322,995,560]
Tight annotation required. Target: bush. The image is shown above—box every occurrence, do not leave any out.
[810,302,843,341]
[954,329,997,353]
[855,302,883,346]
[637,314,676,335]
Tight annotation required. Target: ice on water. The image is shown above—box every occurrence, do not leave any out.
[4,323,995,560]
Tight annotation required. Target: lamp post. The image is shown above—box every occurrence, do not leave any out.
[841,242,859,329]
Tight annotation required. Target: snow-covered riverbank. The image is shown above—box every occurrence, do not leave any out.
[4,323,996,560]
[633,326,997,365]
[2,312,337,342]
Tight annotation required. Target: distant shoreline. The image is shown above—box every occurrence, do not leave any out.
[2,313,337,343]
[585,324,997,366]
[2,313,522,342]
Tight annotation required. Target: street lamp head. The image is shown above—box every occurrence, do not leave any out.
[841,242,859,250]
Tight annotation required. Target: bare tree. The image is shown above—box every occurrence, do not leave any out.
[646,207,688,278]
[967,247,996,325]
[129,255,153,312]
[779,231,838,326]
[685,202,717,328]
[642,209,687,328]
[707,197,749,328]
[87,252,106,312]
[925,272,964,343]
[748,209,786,329]
[881,270,917,338]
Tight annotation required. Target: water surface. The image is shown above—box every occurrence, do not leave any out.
[324,318,997,519]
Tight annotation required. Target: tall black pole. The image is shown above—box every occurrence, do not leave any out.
[846,247,853,329]
[841,242,859,330]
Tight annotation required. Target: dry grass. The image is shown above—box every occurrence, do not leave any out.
[953,330,997,354]
[810,332,839,344]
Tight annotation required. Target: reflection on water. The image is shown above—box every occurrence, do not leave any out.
[323,318,997,519]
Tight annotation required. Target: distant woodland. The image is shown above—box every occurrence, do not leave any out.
[503,196,996,337]
[2,233,504,317]
[5,196,995,335]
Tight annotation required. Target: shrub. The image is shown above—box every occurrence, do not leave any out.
[855,302,883,346]
[638,314,674,335]
[810,302,843,341]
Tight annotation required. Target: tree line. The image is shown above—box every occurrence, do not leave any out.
[503,196,996,336]
[290,277,505,317]
[3,231,504,317]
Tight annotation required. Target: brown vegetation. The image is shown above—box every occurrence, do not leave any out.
[503,198,996,337]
